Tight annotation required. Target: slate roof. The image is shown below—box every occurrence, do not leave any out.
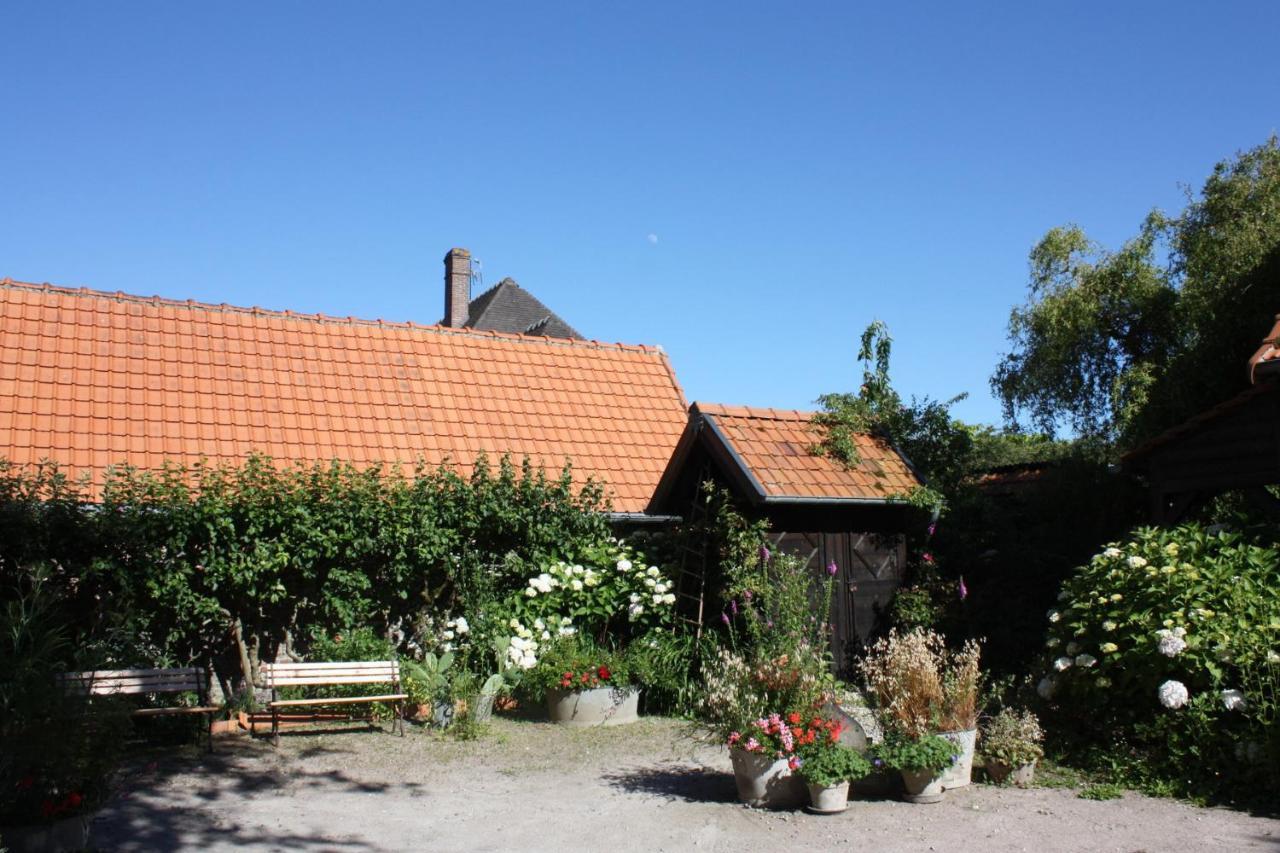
[0,278,686,512]
[649,402,921,509]
[453,278,582,340]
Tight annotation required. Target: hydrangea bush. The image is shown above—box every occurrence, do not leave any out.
[1038,524,1280,799]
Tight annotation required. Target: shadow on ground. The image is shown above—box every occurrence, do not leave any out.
[602,763,738,804]
[91,734,420,852]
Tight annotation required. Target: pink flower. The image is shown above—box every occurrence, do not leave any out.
[958,576,968,601]
[788,755,802,771]
[760,545,771,563]
[922,552,935,564]
[744,737,760,752]
[728,731,741,746]
[826,560,838,576]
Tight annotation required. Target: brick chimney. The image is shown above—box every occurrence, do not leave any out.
[443,248,471,327]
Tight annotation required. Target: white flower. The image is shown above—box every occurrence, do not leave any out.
[1075,654,1097,668]
[629,593,642,604]
[644,577,657,588]
[1103,547,1123,559]
[617,559,632,572]
[1126,556,1148,569]
[1066,642,1081,655]
[583,570,600,587]
[518,653,537,670]
[652,594,664,606]
[1047,610,1062,623]
[1037,677,1057,699]
[442,630,455,640]
[647,566,660,578]
[1053,656,1073,672]
[654,582,669,594]
[1096,676,1111,688]
[1222,689,1246,711]
[1157,632,1187,657]
[570,579,584,591]
[1102,620,1117,632]
[533,618,546,631]
[453,617,469,635]
[541,631,551,640]
[557,625,577,637]
[1268,651,1280,664]
[508,618,521,630]
[628,603,645,620]
[1046,637,1061,648]
[1173,626,1187,638]
[662,593,676,605]
[1100,642,1119,654]
[441,642,455,653]
[1158,680,1189,709]
[524,587,537,598]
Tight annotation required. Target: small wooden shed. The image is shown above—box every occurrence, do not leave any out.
[648,403,925,673]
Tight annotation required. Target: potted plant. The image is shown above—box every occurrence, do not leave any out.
[980,708,1044,786]
[534,639,640,727]
[872,734,959,804]
[859,629,983,789]
[794,716,871,814]
[402,651,455,727]
[725,712,808,809]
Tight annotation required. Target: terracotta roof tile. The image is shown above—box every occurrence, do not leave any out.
[0,279,689,512]
[696,402,921,501]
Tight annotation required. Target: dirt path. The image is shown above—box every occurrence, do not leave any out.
[91,718,1280,852]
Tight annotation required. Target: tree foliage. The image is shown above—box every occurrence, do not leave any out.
[993,137,1280,449]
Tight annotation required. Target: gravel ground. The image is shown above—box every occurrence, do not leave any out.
[91,717,1280,852]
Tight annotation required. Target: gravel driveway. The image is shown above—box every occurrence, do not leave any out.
[91,718,1280,852]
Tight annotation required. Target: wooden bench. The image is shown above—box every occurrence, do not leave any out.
[259,660,406,744]
[57,667,221,751]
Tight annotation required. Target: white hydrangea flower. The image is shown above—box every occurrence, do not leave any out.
[629,593,642,604]
[541,631,551,640]
[1221,689,1246,711]
[1158,680,1189,709]
[644,577,657,588]
[557,624,577,637]
[1046,637,1061,648]
[453,616,469,635]
[1102,620,1117,632]
[1100,642,1119,653]
[1075,654,1097,668]
[628,603,645,620]
[654,582,669,594]
[651,594,664,606]
[647,566,660,578]
[617,559,632,572]
[442,630,455,640]
[1268,651,1280,664]
[583,570,600,587]
[1157,631,1187,657]
[509,618,521,630]
[570,579,584,591]
[662,593,676,605]
[1053,656,1073,672]
[1037,676,1057,699]
[1103,547,1123,559]
[1047,610,1062,623]
[524,587,537,598]
[1126,555,1148,569]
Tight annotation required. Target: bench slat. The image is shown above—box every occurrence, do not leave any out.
[262,661,397,671]
[265,674,399,687]
[60,667,202,679]
[131,706,222,717]
[61,680,203,696]
[269,694,408,708]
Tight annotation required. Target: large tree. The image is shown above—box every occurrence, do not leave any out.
[993,137,1280,450]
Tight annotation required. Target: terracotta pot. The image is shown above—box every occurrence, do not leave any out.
[937,728,976,789]
[1,812,92,853]
[900,768,947,804]
[805,780,850,814]
[545,686,640,727]
[729,748,807,809]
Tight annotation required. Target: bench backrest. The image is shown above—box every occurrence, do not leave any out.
[260,660,400,689]
[58,667,204,696]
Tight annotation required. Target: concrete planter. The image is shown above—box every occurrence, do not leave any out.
[805,780,850,814]
[986,759,1037,787]
[729,749,807,809]
[1,812,92,853]
[900,769,947,804]
[937,728,976,789]
[545,686,640,727]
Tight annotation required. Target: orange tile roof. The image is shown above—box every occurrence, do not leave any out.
[693,402,921,502]
[0,278,689,512]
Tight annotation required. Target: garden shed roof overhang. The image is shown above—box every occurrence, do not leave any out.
[647,402,921,512]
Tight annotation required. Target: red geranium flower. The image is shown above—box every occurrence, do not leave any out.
[597,666,611,681]
[787,712,801,725]
[64,792,84,810]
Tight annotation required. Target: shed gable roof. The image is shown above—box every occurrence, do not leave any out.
[0,278,686,511]
[649,402,921,510]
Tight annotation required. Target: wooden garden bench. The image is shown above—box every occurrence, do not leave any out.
[258,660,406,744]
[57,666,220,751]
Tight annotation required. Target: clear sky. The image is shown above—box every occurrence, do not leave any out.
[3,2,1278,425]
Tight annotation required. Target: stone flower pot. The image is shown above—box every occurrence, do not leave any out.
[729,748,807,809]
[937,728,976,789]
[900,768,947,804]
[545,686,640,727]
[805,780,851,814]
[1,812,92,853]
[986,758,1037,787]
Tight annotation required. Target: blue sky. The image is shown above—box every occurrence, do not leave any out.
[3,3,1278,425]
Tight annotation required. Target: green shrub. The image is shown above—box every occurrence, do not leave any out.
[871,733,959,774]
[1038,524,1280,801]
[797,745,872,787]
[981,708,1044,767]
